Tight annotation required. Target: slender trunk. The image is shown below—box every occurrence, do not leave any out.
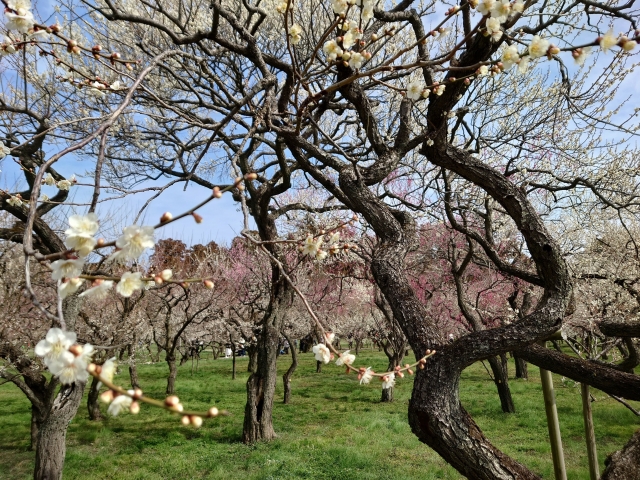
[166,356,177,395]
[381,386,394,402]
[282,333,298,404]
[232,341,237,380]
[87,375,102,421]
[129,340,140,389]
[514,354,528,379]
[487,355,515,413]
[34,382,86,480]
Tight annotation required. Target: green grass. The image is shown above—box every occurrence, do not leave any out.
[1,350,638,479]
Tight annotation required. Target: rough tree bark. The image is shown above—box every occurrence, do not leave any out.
[487,355,516,414]
[514,354,528,379]
[166,354,177,395]
[601,428,640,480]
[87,375,102,421]
[242,282,290,443]
[34,381,86,480]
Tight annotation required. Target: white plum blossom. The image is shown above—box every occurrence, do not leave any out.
[44,173,56,186]
[361,5,374,21]
[342,21,362,49]
[476,0,495,16]
[302,234,323,257]
[622,39,637,51]
[160,269,173,281]
[599,30,618,51]
[329,232,340,243]
[512,1,524,13]
[313,343,331,363]
[336,350,356,366]
[50,258,85,280]
[7,195,22,207]
[359,367,374,384]
[501,45,520,70]
[323,40,343,61]
[528,36,549,59]
[434,84,446,96]
[35,328,76,368]
[573,47,591,66]
[111,225,155,262]
[110,80,123,90]
[275,0,288,13]
[107,392,134,416]
[485,17,502,41]
[406,81,423,101]
[5,10,35,34]
[97,357,117,389]
[289,23,302,45]
[349,51,365,69]
[59,278,84,299]
[325,332,335,343]
[490,0,511,22]
[316,249,328,261]
[477,65,489,76]
[57,179,72,190]
[382,372,395,389]
[517,55,530,74]
[116,271,144,297]
[426,139,435,146]
[0,37,17,55]
[0,143,10,158]
[332,0,348,14]
[52,345,93,384]
[80,280,114,299]
[65,213,99,257]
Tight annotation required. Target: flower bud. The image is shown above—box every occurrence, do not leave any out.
[100,390,114,403]
[213,186,223,198]
[97,238,105,247]
[245,172,258,181]
[133,388,143,400]
[160,269,173,281]
[192,212,203,224]
[203,280,214,289]
[174,403,184,412]
[165,395,180,407]
[190,415,203,428]
[464,78,471,85]
[68,344,83,357]
[71,46,81,55]
[548,46,560,55]
[160,212,173,223]
[126,63,134,71]
[154,275,163,285]
[87,363,97,373]
[130,401,140,414]
[371,33,378,41]
[208,407,219,417]
[92,45,102,52]
[363,51,372,60]
[181,415,191,426]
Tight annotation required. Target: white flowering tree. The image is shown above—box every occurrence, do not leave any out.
[5,0,640,477]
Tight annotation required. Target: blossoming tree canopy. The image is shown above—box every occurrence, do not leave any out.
[3,0,640,478]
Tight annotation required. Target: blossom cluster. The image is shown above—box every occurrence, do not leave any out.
[35,328,94,384]
[4,0,35,34]
[43,173,77,191]
[50,213,157,299]
[300,230,358,261]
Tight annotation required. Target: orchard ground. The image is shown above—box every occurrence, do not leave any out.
[1,348,638,479]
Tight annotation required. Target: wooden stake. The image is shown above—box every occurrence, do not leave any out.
[581,383,599,480]
[540,367,567,480]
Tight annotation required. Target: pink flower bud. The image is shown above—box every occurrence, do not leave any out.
[190,415,203,427]
[208,407,219,417]
[213,186,223,198]
[192,212,203,224]
[181,415,191,426]
[130,401,140,414]
[160,212,173,223]
[165,395,180,407]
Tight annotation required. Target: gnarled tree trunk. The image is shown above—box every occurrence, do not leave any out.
[242,283,291,444]
[34,381,86,480]
[514,354,528,379]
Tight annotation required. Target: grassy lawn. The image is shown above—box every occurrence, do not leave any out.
[1,349,638,479]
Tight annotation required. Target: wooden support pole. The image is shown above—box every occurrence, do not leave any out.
[540,367,567,480]
[581,383,599,480]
